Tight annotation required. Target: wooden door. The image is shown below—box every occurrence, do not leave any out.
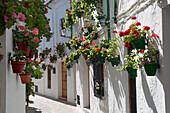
[62,62,67,98]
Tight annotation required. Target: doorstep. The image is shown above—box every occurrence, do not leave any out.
[58,96,67,101]
[83,107,90,113]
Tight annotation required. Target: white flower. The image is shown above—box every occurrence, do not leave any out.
[32,65,36,70]
[36,58,40,62]
[40,69,44,72]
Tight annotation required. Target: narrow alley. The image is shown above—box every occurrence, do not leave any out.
[26,94,83,113]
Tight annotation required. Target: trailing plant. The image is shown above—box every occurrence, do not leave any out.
[117,50,141,72]
[56,43,65,58]
[10,51,26,61]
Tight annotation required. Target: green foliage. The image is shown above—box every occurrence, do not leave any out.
[10,51,26,61]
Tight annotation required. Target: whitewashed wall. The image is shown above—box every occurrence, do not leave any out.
[0,28,25,113]
[33,0,76,104]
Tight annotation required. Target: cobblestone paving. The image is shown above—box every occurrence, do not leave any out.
[26,94,83,113]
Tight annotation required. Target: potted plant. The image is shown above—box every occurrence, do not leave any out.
[140,41,159,76]
[49,55,57,63]
[13,27,31,56]
[121,17,150,50]
[42,63,46,71]
[106,39,120,66]
[118,51,141,78]
[64,57,73,70]
[56,42,65,59]
[19,73,32,84]
[10,51,26,73]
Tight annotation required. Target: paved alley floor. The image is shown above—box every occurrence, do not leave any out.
[26,94,83,113]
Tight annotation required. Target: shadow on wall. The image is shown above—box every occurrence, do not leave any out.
[26,106,42,113]
[141,69,158,113]
[106,62,129,113]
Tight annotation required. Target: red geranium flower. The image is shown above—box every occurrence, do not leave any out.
[92,42,96,46]
[96,48,100,51]
[46,9,48,13]
[46,4,48,7]
[135,22,141,26]
[48,18,50,21]
[119,31,124,37]
[112,30,118,34]
[124,42,130,48]
[132,16,137,20]
[24,2,29,8]
[124,29,131,35]
[140,49,144,53]
[18,26,25,30]
[143,26,150,31]
[151,33,159,38]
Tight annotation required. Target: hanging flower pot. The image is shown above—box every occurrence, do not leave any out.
[109,57,120,66]
[11,61,26,73]
[26,48,34,58]
[86,60,92,66]
[126,67,137,78]
[144,63,158,76]
[98,55,105,64]
[19,73,31,84]
[77,12,84,18]
[130,36,145,50]
[0,54,3,62]
[93,33,98,40]
[88,27,93,33]
[16,42,30,56]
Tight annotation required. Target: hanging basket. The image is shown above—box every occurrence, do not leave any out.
[144,63,158,76]
[11,61,26,73]
[98,56,105,64]
[126,67,137,78]
[109,57,120,66]
[130,36,145,50]
[0,54,3,62]
[16,42,30,56]
[19,73,31,84]
[26,48,34,58]
[88,27,93,33]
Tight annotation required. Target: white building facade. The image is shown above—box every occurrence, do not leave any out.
[34,0,170,113]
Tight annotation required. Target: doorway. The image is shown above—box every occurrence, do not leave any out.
[60,62,67,101]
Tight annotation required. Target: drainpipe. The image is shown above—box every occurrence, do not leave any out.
[70,0,72,39]
[107,0,110,41]
[113,0,117,24]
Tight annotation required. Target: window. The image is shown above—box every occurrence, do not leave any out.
[94,63,104,98]
[48,65,52,89]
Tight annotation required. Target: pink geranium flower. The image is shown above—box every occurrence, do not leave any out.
[4,15,8,22]
[18,13,26,22]
[25,32,29,37]
[46,24,49,28]
[33,28,39,35]
[33,37,40,43]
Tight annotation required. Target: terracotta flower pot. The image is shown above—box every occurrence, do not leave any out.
[0,54,3,62]
[16,42,30,56]
[11,61,26,73]
[19,73,31,84]
[26,48,34,58]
